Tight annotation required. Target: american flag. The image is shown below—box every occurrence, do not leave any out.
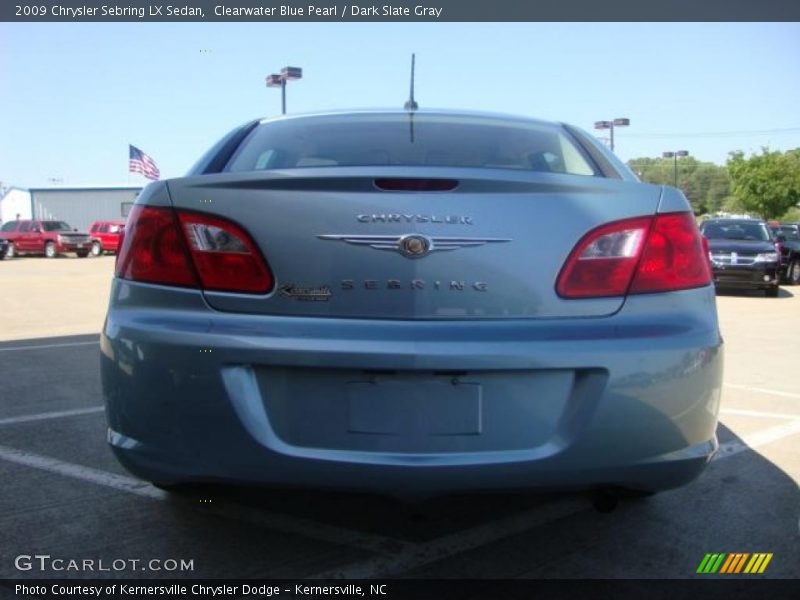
[129,145,160,180]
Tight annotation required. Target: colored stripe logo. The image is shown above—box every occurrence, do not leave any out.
[696,553,773,574]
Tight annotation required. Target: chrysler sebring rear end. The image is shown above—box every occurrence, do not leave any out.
[101,111,722,495]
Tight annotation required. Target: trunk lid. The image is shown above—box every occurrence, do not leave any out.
[166,168,662,319]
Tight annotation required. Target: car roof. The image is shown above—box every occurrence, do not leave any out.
[256,108,563,129]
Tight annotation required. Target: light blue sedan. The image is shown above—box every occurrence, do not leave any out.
[101,110,722,499]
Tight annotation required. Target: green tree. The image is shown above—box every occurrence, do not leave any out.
[721,195,748,215]
[627,156,730,215]
[726,148,800,219]
[781,206,800,222]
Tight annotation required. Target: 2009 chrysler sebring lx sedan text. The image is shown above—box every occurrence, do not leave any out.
[101,110,723,498]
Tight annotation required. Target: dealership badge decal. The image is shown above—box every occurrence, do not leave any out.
[279,284,332,302]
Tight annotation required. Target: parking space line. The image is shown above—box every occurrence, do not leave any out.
[0,444,164,498]
[724,383,800,401]
[0,406,104,426]
[0,444,408,557]
[0,341,99,353]
[312,497,587,578]
[719,408,800,420]
[714,420,800,461]
[320,417,800,579]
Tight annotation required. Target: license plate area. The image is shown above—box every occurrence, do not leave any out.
[347,379,481,436]
[253,366,587,453]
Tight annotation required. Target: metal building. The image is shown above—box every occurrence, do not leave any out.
[0,186,32,225]
[29,185,142,231]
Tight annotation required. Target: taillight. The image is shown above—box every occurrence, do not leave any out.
[177,212,273,293]
[116,206,198,287]
[116,206,273,294]
[557,212,711,299]
[701,236,711,262]
[629,213,712,294]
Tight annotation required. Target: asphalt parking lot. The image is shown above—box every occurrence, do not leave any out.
[0,256,798,583]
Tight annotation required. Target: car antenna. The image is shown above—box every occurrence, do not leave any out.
[404,53,418,143]
[404,53,418,111]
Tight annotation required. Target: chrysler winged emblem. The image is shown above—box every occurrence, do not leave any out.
[317,234,511,259]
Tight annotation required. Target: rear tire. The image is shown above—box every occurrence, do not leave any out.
[765,285,779,298]
[787,258,800,286]
[76,250,89,258]
[44,242,57,258]
[90,241,102,257]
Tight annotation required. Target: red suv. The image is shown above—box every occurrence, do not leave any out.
[88,220,126,256]
[0,220,93,258]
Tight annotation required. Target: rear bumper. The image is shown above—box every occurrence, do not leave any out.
[711,263,779,289]
[56,241,90,253]
[101,280,723,495]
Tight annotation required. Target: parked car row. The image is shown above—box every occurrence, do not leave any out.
[0,219,125,258]
[770,222,800,286]
[88,220,126,256]
[699,218,800,297]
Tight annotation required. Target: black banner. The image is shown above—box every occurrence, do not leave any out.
[2,0,799,22]
[3,579,799,600]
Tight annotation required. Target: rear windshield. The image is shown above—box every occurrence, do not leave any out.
[42,221,73,232]
[702,222,772,242]
[225,114,598,176]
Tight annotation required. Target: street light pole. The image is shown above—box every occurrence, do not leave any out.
[266,66,302,115]
[662,150,689,187]
[594,117,630,152]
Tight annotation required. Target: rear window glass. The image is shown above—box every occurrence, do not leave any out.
[1,221,17,232]
[42,221,72,232]
[702,222,772,241]
[225,114,598,177]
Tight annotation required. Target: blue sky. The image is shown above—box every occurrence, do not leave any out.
[1,22,799,188]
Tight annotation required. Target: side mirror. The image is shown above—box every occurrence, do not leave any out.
[74,228,78,232]
[31,226,41,233]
